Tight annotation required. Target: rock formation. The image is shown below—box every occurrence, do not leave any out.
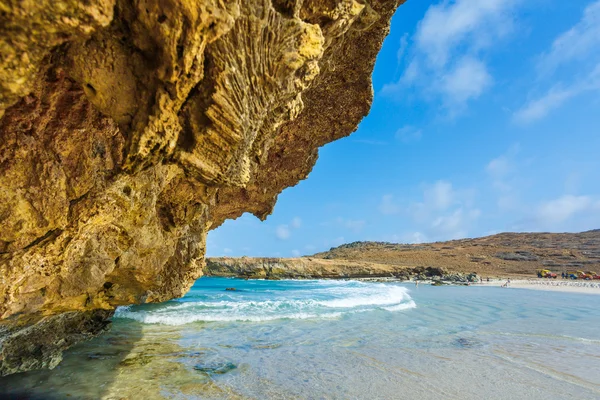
[205,256,480,282]
[0,0,403,375]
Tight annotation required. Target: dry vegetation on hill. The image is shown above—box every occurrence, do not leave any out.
[311,230,600,277]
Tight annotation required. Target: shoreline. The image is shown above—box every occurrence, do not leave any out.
[206,275,600,295]
[472,279,600,295]
[355,276,600,294]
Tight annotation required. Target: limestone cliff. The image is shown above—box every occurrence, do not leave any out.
[205,256,416,279]
[0,0,402,375]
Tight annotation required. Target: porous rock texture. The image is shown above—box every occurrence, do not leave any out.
[0,0,402,374]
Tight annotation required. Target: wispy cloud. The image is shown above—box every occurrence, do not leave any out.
[396,33,409,64]
[383,0,521,115]
[515,2,600,124]
[415,181,480,240]
[414,0,517,68]
[486,144,522,211]
[275,217,303,239]
[395,125,422,142]
[379,194,400,215]
[321,217,366,233]
[353,139,388,146]
[514,64,600,124]
[537,1,600,76]
[275,225,291,240]
[291,217,302,229]
[382,180,479,241]
[389,232,428,244]
[537,195,600,226]
[338,218,366,233]
[422,180,455,211]
[440,57,492,106]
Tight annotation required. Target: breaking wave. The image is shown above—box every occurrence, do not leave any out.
[114,279,416,326]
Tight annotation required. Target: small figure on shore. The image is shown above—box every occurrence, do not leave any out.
[486,277,490,282]
[415,280,419,287]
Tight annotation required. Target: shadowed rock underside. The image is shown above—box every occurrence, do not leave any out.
[0,0,402,374]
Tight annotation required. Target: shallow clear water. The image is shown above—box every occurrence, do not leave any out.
[1,278,599,399]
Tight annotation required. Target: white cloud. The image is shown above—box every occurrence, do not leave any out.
[431,209,467,239]
[409,232,427,244]
[403,180,479,241]
[291,217,302,229]
[486,155,512,179]
[486,144,521,211]
[395,125,422,142]
[379,194,400,215]
[537,195,600,225]
[514,65,600,124]
[353,139,388,146]
[415,0,517,68]
[340,218,366,233]
[275,217,302,239]
[538,1,600,76]
[275,225,290,240]
[397,33,409,64]
[391,232,428,244]
[223,248,232,254]
[383,0,520,114]
[440,57,492,105]
[513,86,577,124]
[322,217,367,232]
[515,3,600,124]
[423,180,454,211]
[291,249,301,257]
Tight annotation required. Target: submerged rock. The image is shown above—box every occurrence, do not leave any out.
[453,337,482,349]
[0,0,403,374]
[194,361,237,375]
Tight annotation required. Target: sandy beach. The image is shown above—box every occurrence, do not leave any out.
[475,279,600,294]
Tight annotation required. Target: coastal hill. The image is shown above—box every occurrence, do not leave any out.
[206,230,600,279]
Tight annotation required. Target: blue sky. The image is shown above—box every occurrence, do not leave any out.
[207,0,600,257]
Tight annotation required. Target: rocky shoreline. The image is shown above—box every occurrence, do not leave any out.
[205,257,483,283]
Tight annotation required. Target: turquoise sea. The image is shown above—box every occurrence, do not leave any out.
[1,278,599,399]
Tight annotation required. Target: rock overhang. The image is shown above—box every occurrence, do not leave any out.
[0,0,403,375]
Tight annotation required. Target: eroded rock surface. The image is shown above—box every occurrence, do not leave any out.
[0,0,402,374]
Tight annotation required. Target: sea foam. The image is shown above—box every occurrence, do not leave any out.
[114,279,416,326]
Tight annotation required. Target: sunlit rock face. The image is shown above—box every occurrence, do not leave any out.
[0,0,402,375]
